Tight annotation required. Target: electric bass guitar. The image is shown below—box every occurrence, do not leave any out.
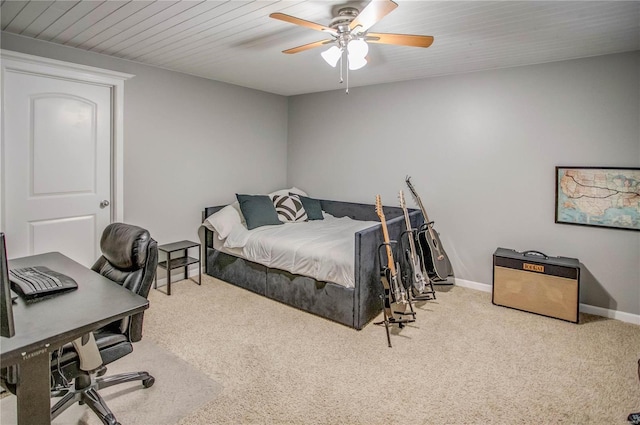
[399,190,435,299]
[374,195,409,320]
[405,176,452,281]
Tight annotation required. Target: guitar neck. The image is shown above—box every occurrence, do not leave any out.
[401,203,418,262]
[414,192,431,225]
[379,216,397,276]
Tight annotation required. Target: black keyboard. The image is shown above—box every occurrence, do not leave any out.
[9,266,78,300]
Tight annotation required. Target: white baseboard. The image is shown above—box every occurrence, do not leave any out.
[453,278,492,293]
[578,303,640,325]
[154,266,203,287]
[453,278,640,326]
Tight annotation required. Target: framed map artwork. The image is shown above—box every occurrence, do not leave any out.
[555,166,640,231]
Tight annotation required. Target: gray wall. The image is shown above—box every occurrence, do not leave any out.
[287,52,640,315]
[3,32,638,315]
[1,32,288,247]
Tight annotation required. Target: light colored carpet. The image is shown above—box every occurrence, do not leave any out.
[0,338,221,425]
[141,275,640,425]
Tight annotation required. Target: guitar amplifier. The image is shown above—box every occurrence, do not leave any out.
[492,248,580,323]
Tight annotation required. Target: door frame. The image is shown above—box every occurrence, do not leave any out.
[0,50,134,231]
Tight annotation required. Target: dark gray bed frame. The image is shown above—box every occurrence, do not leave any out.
[202,199,423,330]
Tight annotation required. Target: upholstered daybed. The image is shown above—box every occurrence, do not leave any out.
[201,194,423,330]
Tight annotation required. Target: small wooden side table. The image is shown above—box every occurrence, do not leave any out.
[155,240,201,295]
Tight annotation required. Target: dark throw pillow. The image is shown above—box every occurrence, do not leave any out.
[236,194,283,230]
[291,193,323,220]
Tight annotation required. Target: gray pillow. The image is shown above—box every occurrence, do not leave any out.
[291,193,323,220]
[236,194,283,230]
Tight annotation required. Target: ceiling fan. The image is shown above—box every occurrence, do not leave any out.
[269,0,434,71]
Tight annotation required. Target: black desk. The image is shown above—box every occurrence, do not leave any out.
[0,252,149,425]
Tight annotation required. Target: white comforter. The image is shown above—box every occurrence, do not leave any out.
[218,215,378,288]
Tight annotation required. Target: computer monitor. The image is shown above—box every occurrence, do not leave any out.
[1,233,15,338]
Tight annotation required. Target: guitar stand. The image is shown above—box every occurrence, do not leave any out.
[374,295,416,348]
[400,229,436,301]
[412,287,436,301]
[373,241,415,348]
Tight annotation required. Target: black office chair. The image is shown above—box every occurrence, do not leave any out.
[50,223,158,425]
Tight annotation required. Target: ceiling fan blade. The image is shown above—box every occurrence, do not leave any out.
[366,32,434,48]
[270,13,337,35]
[283,39,333,54]
[349,0,398,33]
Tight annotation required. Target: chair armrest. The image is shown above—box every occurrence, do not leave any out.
[72,333,103,372]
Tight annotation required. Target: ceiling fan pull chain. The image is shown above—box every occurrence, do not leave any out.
[345,54,349,94]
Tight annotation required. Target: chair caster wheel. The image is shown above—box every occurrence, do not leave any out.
[142,376,155,388]
[96,366,107,377]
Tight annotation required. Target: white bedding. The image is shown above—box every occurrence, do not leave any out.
[212,214,378,288]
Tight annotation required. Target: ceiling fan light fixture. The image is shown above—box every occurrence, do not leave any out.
[321,45,343,67]
[347,38,369,58]
[348,54,367,70]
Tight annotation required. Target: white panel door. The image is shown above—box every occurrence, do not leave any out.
[3,70,112,267]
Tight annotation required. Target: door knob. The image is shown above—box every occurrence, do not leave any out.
[100,200,110,209]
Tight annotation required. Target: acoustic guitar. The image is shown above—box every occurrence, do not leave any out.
[405,176,452,281]
[399,190,435,299]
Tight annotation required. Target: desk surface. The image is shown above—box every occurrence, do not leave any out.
[1,252,149,365]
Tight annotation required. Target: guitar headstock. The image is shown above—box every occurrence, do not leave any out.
[405,175,414,190]
[399,190,406,209]
[405,175,420,206]
[375,195,385,220]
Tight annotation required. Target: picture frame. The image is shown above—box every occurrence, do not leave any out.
[555,166,640,231]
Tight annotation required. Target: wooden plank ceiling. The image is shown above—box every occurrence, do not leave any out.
[1,1,638,96]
